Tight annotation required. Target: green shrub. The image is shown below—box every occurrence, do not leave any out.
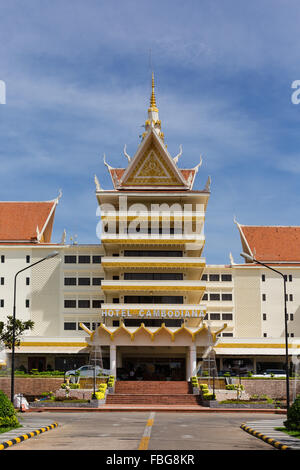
[284,395,300,431]
[202,393,216,401]
[0,390,19,428]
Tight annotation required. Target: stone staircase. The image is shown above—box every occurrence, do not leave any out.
[106,381,203,406]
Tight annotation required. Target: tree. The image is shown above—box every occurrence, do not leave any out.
[0,316,34,349]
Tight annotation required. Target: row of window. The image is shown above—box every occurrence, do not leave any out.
[124,273,183,280]
[0,299,30,307]
[64,299,104,309]
[64,277,103,286]
[263,332,295,338]
[201,274,232,282]
[64,255,102,264]
[0,277,30,286]
[262,274,293,282]
[262,294,294,301]
[0,255,31,264]
[202,293,233,301]
[205,313,233,321]
[64,321,101,331]
[262,313,295,321]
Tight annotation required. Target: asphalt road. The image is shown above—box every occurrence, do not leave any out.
[4,412,280,451]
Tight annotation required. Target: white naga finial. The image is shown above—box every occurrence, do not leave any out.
[61,229,67,245]
[94,174,101,191]
[103,153,113,171]
[194,155,203,173]
[229,252,235,265]
[123,144,131,163]
[173,145,182,164]
[204,176,211,191]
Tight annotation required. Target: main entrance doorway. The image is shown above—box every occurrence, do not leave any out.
[120,357,186,381]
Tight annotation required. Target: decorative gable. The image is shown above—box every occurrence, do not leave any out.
[119,130,188,189]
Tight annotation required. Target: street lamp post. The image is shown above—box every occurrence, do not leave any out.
[240,252,290,410]
[10,251,59,403]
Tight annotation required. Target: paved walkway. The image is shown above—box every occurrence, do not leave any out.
[0,417,58,450]
[241,418,300,450]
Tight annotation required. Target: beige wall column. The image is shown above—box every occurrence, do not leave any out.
[189,344,197,378]
[110,345,117,377]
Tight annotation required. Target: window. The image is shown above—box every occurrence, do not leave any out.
[0,277,4,285]
[210,313,220,320]
[290,314,294,321]
[221,274,232,282]
[112,275,119,280]
[26,277,30,286]
[92,278,103,286]
[262,294,266,301]
[64,322,76,331]
[263,333,267,337]
[112,253,119,257]
[210,293,220,301]
[222,313,233,320]
[1,255,4,263]
[26,255,30,263]
[92,300,103,308]
[290,294,294,301]
[64,278,77,286]
[263,313,267,321]
[78,278,91,286]
[221,294,232,301]
[262,274,265,282]
[290,333,295,338]
[201,274,208,281]
[92,256,102,264]
[202,294,208,301]
[289,275,293,282]
[64,299,76,308]
[222,333,233,337]
[64,255,76,264]
[25,299,30,308]
[92,322,101,330]
[78,300,90,308]
[113,298,119,304]
[79,322,90,330]
[113,320,120,327]
[209,274,220,282]
[78,256,90,264]
[124,295,183,304]
[124,250,183,257]
[124,273,183,280]
[0,299,4,307]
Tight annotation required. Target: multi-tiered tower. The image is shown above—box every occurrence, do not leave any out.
[90,75,226,381]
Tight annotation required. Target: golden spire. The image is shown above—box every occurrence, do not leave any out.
[149,72,158,112]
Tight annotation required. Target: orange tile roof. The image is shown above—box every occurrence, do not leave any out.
[109,168,196,189]
[0,201,57,242]
[240,225,300,261]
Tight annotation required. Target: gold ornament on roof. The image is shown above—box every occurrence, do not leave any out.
[148,72,158,112]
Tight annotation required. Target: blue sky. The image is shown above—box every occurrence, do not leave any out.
[1,0,300,264]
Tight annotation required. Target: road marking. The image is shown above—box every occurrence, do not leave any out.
[138,412,156,450]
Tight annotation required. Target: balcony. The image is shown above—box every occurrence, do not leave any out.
[101,256,206,269]
[100,233,205,247]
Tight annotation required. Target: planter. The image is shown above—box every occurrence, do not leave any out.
[30,400,101,408]
[204,401,276,409]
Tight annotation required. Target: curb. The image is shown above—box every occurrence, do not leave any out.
[0,422,58,450]
[240,423,292,450]
[27,406,286,413]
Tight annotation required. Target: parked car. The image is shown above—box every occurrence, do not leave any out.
[65,365,110,382]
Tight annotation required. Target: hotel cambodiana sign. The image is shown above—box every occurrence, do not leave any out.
[101,308,205,319]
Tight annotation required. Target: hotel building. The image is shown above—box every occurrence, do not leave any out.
[0,77,299,380]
